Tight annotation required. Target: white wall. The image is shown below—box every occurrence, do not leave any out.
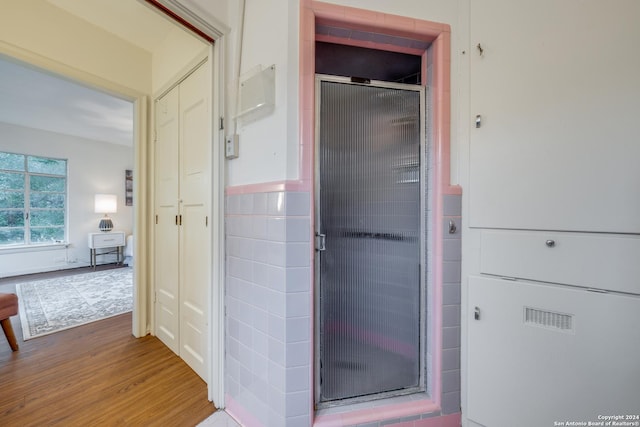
[189,0,464,188]
[176,0,303,187]
[0,122,133,277]
[225,0,298,186]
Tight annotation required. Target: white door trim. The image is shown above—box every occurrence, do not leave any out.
[208,39,226,408]
[144,3,227,407]
[132,94,149,339]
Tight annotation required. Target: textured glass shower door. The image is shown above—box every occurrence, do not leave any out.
[317,78,423,403]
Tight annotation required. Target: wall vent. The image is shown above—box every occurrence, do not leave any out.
[524,307,574,332]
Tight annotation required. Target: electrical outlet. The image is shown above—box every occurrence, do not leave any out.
[225,134,239,159]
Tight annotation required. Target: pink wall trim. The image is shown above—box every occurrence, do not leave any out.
[315,399,440,427]
[226,394,265,427]
[299,1,455,425]
[389,413,462,427]
[225,180,310,195]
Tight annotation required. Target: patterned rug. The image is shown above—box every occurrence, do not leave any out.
[16,268,133,340]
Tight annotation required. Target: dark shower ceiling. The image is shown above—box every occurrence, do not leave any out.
[315,41,422,85]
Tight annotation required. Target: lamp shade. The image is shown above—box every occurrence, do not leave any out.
[94,194,117,214]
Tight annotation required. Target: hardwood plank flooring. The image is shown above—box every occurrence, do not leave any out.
[0,269,216,426]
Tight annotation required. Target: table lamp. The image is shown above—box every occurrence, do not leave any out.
[94,194,117,232]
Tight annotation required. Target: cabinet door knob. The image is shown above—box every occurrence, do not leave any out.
[545,239,556,248]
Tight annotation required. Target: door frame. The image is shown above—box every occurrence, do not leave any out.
[302,5,459,420]
[143,0,228,406]
[151,49,222,402]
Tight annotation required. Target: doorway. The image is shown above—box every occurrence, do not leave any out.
[1,0,227,405]
[315,75,426,406]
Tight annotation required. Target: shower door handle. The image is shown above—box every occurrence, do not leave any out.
[315,233,326,251]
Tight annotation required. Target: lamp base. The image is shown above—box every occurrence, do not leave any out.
[99,217,113,232]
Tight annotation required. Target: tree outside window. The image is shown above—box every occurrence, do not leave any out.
[0,151,67,246]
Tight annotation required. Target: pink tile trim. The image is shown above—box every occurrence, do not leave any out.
[383,13,416,33]
[225,180,310,195]
[344,5,384,28]
[300,2,459,426]
[444,184,462,196]
[315,399,440,427]
[394,413,462,427]
[226,394,265,427]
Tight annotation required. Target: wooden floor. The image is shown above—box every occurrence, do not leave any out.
[0,268,216,426]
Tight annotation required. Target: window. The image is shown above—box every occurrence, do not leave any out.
[0,151,67,247]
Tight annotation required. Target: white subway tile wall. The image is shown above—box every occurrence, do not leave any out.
[226,191,312,427]
[225,189,461,425]
[441,193,462,415]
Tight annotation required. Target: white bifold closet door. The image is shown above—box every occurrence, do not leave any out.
[154,62,210,381]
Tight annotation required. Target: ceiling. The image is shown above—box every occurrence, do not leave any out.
[0,1,177,147]
[47,0,177,53]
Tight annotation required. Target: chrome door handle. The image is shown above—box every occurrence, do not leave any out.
[315,233,326,251]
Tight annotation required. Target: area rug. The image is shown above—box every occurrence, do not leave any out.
[15,267,133,340]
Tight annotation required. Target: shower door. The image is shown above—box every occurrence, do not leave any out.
[316,76,424,405]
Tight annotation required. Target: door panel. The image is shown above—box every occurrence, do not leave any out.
[469,0,640,233]
[468,276,640,426]
[180,203,209,380]
[317,79,423,402]
[178,63,210,381]
[154,87,180,354]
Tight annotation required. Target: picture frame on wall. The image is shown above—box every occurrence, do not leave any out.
[125,169,133,206]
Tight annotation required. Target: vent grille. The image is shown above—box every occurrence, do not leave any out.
[524,307,573,332]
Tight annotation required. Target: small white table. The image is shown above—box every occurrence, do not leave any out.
[88,231,126,269]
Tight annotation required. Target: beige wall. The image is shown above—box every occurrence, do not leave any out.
[0,1,151,95]
[152,26,209,94]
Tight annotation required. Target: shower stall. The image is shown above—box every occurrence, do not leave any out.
[315,76,426,406]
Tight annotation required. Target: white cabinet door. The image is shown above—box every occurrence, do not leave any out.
[178,63,210,381]
[469,0,640,233]
[468,276,640,427]
[479,230,640,295]
[154,86,180,355]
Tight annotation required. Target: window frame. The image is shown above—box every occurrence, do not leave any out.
[0,150,68,248]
